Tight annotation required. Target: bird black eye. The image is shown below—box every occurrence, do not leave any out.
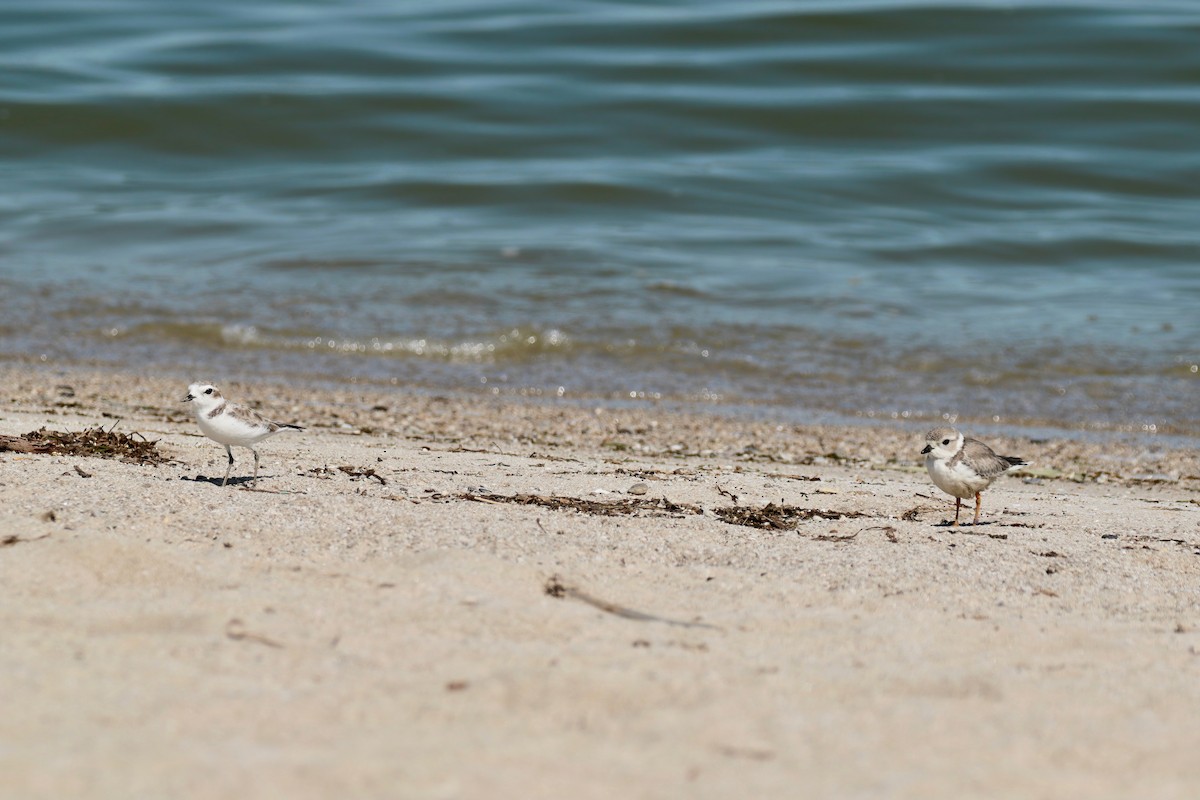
[942,439,950,445]
[204,388,213,395]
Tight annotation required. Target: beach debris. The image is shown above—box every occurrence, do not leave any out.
[73,465,93,478]
[713,502,865,531]
[862,524,899,542]
[627,482,649,495]
[615,467,666,479]
[901,504,945,521]
[1124,533,1200,550]
[0,424,168,465]
[527,451,581,463]
[812,529,859,542]
[544,574,720,630]
[306,465,339,478]
[337,465,387,485]
[803,451,864,466]
[461,492,702,518]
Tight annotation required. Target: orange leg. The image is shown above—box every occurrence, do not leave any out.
[973,492,982,525]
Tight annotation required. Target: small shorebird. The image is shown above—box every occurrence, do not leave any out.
[921,427,1026,526]
[183,382,304,486]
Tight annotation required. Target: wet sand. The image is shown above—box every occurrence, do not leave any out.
[2,365,1199,799]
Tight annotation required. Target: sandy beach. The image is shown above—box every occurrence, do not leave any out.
[2,364,1199,799]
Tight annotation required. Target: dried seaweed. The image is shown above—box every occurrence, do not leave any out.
[462,492,702,517]
[812,530,860,542]
[0,425,169,465]
[713,502,865,531]
[459,492,871,534]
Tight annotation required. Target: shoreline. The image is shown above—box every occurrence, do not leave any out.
[1,361,1196,479]
[3,362,1200,798]
[4,353,1197,450]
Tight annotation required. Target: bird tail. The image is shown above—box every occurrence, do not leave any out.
[1004,456,1027,468]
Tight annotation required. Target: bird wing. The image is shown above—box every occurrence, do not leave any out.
[226,404,271,427]
[962,438,1024,479]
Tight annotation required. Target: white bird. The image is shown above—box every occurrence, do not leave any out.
[922,427,1026,526]
[182,382,304,486]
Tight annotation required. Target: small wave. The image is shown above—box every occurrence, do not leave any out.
[291,327,573,363]
[119,321,576,364]
[260,257,394,272]
[645,280,710,298]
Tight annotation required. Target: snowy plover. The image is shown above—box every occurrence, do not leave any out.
[182,382,304,487]
[921,427,1026,526]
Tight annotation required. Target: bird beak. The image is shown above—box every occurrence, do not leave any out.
[920,445,932,454]
[182,394,194,402]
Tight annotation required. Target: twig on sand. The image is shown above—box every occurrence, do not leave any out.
[544,575,720,630]
[225,618,285,648]
[2,533,51,547]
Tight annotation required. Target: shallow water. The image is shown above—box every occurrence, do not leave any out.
[2,1,1199,440]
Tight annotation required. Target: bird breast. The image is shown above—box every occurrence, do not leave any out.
[195,409,271,446]
[925,455,990,498]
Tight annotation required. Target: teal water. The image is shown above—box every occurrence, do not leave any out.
[2,1,1199,439]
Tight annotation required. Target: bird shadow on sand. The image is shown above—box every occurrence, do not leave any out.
[180,474,261,488]
[180,474,305,494]
[933,519,1000,528]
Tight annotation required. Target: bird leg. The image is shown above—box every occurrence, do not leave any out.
[222,445,234,487]
[973,492,982,525]
[252,449,260,485]
[953,496,961,527]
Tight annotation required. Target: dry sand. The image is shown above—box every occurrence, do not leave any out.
[2,365,1199,799]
